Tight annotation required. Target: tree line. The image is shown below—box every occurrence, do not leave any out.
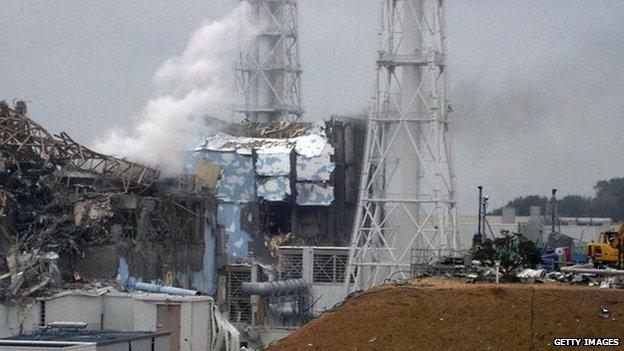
[490,177,624,221]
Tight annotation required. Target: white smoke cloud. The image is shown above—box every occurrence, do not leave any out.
[94,3,255,175]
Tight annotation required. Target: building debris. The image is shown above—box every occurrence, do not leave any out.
[0,100,368,349]
[0,100,159,191]
[0,101,211,303]
[560,266,624,276]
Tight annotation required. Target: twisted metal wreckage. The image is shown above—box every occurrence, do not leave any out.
[0,100,209,303]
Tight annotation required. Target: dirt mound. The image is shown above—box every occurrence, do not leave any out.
[266,278,624,351]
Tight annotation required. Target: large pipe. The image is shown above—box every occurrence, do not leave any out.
[117,257,200,296]
[241,278,309,297]
[561,267,624,276]
[133,281,200,296]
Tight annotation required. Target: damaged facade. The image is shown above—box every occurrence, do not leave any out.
[0,100,365,349]
[188,119,365,346]
[192,120,354,262]
[0,100,222,304]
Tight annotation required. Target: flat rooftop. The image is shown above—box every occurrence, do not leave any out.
[1,329,169,346]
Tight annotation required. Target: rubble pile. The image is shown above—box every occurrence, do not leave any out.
[515,266,624,288]
[0,100,175,302]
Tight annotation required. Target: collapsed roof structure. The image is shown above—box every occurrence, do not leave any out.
[0,100,159,192]
[0,100,209,303]
[0,99,367,350]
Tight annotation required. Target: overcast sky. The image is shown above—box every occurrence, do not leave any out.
[1,0,623,212]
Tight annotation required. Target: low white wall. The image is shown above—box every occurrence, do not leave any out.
[102,295,135,330]
[132,299,157,332]
[181,301,211,351]
[0,301,40,337]
[132,295,213,351]
[1,293,214,351]
[310,284,344,315]
[45,295,103,328]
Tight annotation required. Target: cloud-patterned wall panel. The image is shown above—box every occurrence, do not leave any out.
[218,203,251,261]
[256,153,291,176]
[198,151,256,203]
[296,183,335,206]
[257,176,291,201]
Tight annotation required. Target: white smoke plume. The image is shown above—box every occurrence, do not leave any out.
[94,3,254,175]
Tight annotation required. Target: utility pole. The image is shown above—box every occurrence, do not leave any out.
[477,186,483,244]
[550,188,561,240]
[233,0,303,122]
[345,0,458,292]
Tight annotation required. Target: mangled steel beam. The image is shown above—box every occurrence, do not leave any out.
[0,100,159,191]
[54,132,159,192]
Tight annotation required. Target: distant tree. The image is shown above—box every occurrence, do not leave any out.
[557,195,593,217]
[591,178,624,221]
[489,177,624,221]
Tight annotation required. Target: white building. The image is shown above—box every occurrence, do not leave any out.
[0,289,239,351]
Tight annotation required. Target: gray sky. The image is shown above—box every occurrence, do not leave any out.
[1,0,623,212]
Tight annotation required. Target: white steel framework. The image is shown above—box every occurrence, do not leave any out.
[345,0,458,292]
[233,0,303,122]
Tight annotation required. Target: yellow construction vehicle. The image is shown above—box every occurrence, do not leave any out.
[586,223,624,268]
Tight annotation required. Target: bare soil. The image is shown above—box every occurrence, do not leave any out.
[266,278,624,351]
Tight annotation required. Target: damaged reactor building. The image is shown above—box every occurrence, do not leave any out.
[2,0,363,349]
[0,99,366,349]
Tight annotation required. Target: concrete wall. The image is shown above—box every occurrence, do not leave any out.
[44,295,103,328]
[310,284,343,315]
[102,295,135,331]
[1,293,213,351]
[0,301,40,337]
[131,299,157,332]
[131,296,214,351]
[180,301,211,351]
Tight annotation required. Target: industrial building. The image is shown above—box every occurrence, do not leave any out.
[0,102,365,349]
[2,0,622,350]
[0,289,238,351]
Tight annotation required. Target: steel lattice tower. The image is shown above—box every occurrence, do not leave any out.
[344,0,458,292]
[233,0,303,122]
